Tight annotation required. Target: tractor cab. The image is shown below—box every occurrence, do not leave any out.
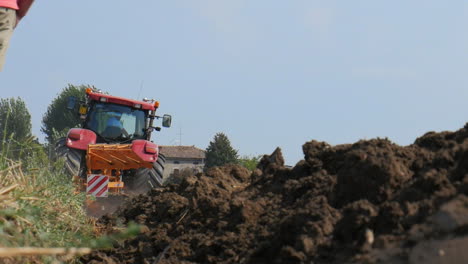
[84,102,147,143]
[67,88,172,143]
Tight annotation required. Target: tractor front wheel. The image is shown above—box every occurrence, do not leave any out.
[55,137,85,178]
[125,154,166,194]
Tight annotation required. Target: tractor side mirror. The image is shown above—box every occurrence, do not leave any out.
[67,96,77,110]
[162,114,172,128]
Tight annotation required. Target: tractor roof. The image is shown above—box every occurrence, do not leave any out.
[86,89,157,111]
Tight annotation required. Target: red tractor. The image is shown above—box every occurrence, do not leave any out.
[56,88,172,196]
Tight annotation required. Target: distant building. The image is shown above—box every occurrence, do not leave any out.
[159,145,206,179]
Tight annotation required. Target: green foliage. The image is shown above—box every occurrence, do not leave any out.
[0,97,32,143]
[238,155,262,171]
[0,137,48,169]
[205,132,239,168]
[0,97,38,163]
[41,84,88,144]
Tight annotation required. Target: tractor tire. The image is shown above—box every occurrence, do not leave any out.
[126,154,166,194]
[55,137,85,178]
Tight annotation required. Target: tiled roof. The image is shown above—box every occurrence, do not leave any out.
[159,145,206,159]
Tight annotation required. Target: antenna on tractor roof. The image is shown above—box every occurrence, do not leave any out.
[137,80,144,100]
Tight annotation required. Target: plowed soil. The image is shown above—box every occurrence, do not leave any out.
[83,124,468,264]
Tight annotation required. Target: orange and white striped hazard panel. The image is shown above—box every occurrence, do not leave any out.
[87,175,109,197]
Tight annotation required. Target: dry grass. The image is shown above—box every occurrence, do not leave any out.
[0,157,143,263]
[0,159,95,263]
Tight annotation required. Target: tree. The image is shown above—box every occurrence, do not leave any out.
[238,155,262,171]
[205,132,239,168]
[0,97,37,162]
[0,97,32,143]
[41,84,88,144]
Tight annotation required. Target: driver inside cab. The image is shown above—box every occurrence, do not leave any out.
[102,116,128,138]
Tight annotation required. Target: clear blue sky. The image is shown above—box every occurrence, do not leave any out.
[1,1,467,165]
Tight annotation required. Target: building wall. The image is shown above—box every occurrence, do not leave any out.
[163,158,204,179]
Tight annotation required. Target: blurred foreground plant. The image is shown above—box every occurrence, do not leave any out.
[0,157,141,263]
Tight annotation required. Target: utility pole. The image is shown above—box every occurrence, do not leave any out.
[177,128,183,146]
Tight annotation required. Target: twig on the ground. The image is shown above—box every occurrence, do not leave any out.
[153,244,171,264]
[176,208,189,225]
[0,184,18,195]
[0,247,92,257]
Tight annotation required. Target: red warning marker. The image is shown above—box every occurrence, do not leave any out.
[87,175,109,197]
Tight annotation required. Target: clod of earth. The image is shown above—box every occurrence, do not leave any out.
[83,123,468,264]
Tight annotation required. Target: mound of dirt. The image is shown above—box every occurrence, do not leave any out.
[83,123,468,264]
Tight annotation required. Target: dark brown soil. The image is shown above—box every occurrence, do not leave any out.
[83,123,468,264]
